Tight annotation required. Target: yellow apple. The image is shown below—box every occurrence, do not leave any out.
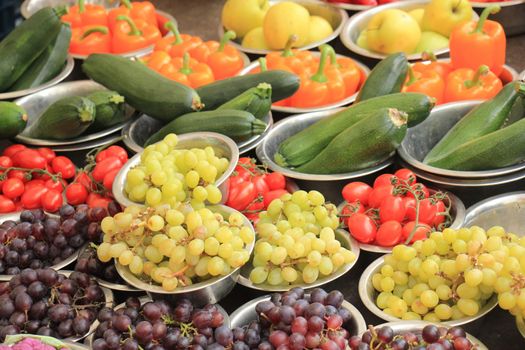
[307,16,333,44]
[263,2,310,50]
[422,0,473,37]
[366,9,421,55]
[409,8,425,27]
[356,30,368,49]
[414,31,449,53]
[222,0,270,38]
[242,27,270,49]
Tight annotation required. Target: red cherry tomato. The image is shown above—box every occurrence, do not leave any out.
[21,185,48,209]
[375,221,403,247]
[41,189,63,212]
[403,197,417,221]
[226,181,256,211]
[432,200,447,227]
[25,179,46,191]
[8,169,29,183]
[252,175,270,194]
[92,156,122,182]
[96,146,128,164]
[32,164,53,181]
[37,148,56,163]
[103,169,120,190]
[228,175,246,189]
[379,196,406,223]
[373,174,395,188]
[66,183,89,205]
[44,178,66,192]
[13,149,47,169]
[394,169,417,185]
[245,197,265,213]
[407,183,430,199]
[51,156,76,180]
[342,182,373,206]
[263,189,288,207]
[368,185,394,208]
[418,198,439,225]
[0,156,13,168]
[87,193,112,209]
[2,178,25,199]
[347,213,377,243]
[402,221,432,243]
[340,201,365,218]
[2,144,26,158]
[76,172,93,190]
[264,172,286,191]
[0,195,15,213]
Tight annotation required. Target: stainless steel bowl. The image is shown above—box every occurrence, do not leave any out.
[338,188,466,253]
[517,314,525,339]
[323,0,374,12]
[21,0,120,18]
[237,229,360,291]
[471,0,525,36]
[49,131,124,152]
[0,56,74,101]
[121,111,273,155]
[218,0,348,55]
[115,205,255,306]
[237,52,370,114]
[340,0,478,61]
[366,321,488,349]
[113,132,239,208]
[230,294,367,337]
[358,256,499,326]
[14,80,135,146]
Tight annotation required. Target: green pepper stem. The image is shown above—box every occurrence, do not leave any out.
[116,15,142,36]
[179,53,193,75]
[405,66,417,86]
[81,26,109,39]
[319,43,339,67]
[474,5,501,33]
[281,35,297,58]
[219,30,236,52]
[78,0,85,13]
[164,21,183,45]
[311,45,333,83]
[421,51,437,62]
[464,65,489,89]
[259,57,267,71]
[121,0,132,10]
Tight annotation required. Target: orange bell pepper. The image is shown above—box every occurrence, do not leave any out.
[402,67,445,104]
[265,35,315,75]
[412,52,452,80]
[69,25,110,55]
[450,5,505,77]
[164,53,215,88]
[154,22,179,52]
[62,0,107,28]
[290,45,345,108]
[112,15,161,53]
[444,65,503,102]
[161,24,203,58]
[146,50,172,72]
[323,45,361,97]
[108,0,157,30]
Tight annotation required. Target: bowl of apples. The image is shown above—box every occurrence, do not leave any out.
[323,0,399,12]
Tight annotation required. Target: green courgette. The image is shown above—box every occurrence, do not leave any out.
[275,93,434,168]
[0,7,65,92]
[145,109,267,146]
[0,102,28,139]
[217,83,272,119]
[86,90,127,132]
[196,70,299,110]
[29,96,95,140]
[424,82,525,164]
[82,54,201,123]
[9,23,71,91]
[355,53,408,102]
[294,108,407,174]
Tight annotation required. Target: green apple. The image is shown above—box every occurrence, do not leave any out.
[263,2,310,49]
[222,0,270,38]
[366,9,421,55]
[414,31,449,53]
[242,27,270,49]
[422,0,473,37]
[409,8,425,27]
[356,30,368,49]
[307,16,333,44]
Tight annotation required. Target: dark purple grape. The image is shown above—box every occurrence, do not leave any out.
[310,288,328,304]
[44,217,60,238]
[361,331,372,344]
[11,237,27,252]
[61,218,78,237]
[15,222,32,239]
[20,268,38,285]
[38,267,58,286]
[29,301,47,320]
[88,207,108,222]
[29,259,43,269]
[325,305,338,316]
[59,204,75,218]
[422,325,440,343]
[107,202,121,216]
[31,222,45,240]
[176,336,190,349]
[73,315,91,335]
[122,338,139,350]
[25,319,41,333]
[279,305,296,324]
[215,325,233,346]
[136,321,153,343]
[58,319,74,338]
[92,338,109,350]
[53,234,68,248]
[192,310,212,328]
[9,311,27,328]
[14,292,32,312]
[37,326,55,337]
[59,278,78,294]
[0,324,20,341]
[49,304,70,322]
[125,297,141,309]
[20,210,35,223]
[438,338,453,350]
[143,302,162,321]
[48,245,60,259]
[232,342,250,350]
[377,326,394,343]
[447,326,467,339]
[6,266,19,275]
[19,251,34,267]
[293,299,309,317]
[255,300,275,315]
[427,344,445,350]
[304,302,326,319]
[152,321,167,339]
[391,338,408,350]
[0,298,15,318]
[5,250,19,266]
[163,330,180,347]
[114,315,132,332]
[33,241,49,259]
[87,222,102,241]
[245,328,261,347]
[325,290,344,308]
[69,234,85,248]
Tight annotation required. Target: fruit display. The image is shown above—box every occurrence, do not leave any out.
[76,244,128,287]
[247,190,357,287]
[0,269,108,341]
[340,169,454,247]
[1,334,78,349]
[221,0,335,51]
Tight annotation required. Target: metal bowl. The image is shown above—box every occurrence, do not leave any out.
[115,205,255,306]
[230,294,367,337]
[322,0,375,12]
[237,228,360,291]
[358,256,499,326]
[218,0,348,55]
[14,80,135,146]
[366,321,488,349]
[113,131,239,208]
[340,0,478,61]
[49,131,124,152]
[517,314,525,339]
[237,52,370,114]
[21,0,120,18]
[471,0,525,36]
[121,111,273,155]
[338,188,466,253]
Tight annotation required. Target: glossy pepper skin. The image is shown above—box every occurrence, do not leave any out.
[112,15,161,53]
[450,5,505,77]
[108,0,157,30]
[161,53,215,88]
[402,67,445,104]
[444,65,502,102]
[62,0,108,28]
[145,50,172,71]
[70,25,110,55]
[265,35,315,75]
[157,23,203,58]
[412,52,452,80]
[323,45,361,97]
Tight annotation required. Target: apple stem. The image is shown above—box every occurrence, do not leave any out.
[320,43,340,68]
[406,66,418,86]
[165,21,183,45]
[219,30,236,52]
[474,5,501,33]
[259,57,267,71]
[281,35,298,57]
[464,65,489,88]
[179,53,193,75]
[421,51,437,62]
[311,44,332,83]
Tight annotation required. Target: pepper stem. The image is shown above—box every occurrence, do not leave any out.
[320,43,339,67]
[121,0,133,10]
[405,66,418,86]
[421,51,437,62]
[474,5,501,33]
[281,35,297,58]
[464,65,489,89]
[116,15,142,36]
[164,21,183,45]
[78,0,85,13]
[81,26,109,39]
[259,57,267,72]
[310,45,333,83]
[219,30,236,52]
[179,53,193,75]
[515,81,525,96]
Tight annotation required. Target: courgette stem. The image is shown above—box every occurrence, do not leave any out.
[219,31,236,52]
[259,58,267,72]
[253,119,267,134]
[164,21,183,45]
[81,26,108,40]
[474,5,501,33]
[179,53,193,75]
[281,35,297,57]
[310,45,332,83]
[464,65,489,89]
[116,15,142,36]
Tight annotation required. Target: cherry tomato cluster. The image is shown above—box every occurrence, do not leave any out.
[0,144,76,213]
[340,169,451,247]
[325,0,397,6]
[225,157,289,222]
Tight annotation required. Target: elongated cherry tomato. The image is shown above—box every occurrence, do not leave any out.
[103,169,120,190]
[347,213,376,243]
[66,183,89,205]
[407,183,429,199]
[45,178,66,192]
[87,193,111,209]
[92,156,122,182]
[76,172,93,190]
[32,164,53,181]
[226,182,256,211]
[0,156,13,168]
[418,198,438,225]
[41,189,63,212]
[368,185,394,208]
[2,178,24,199]
[25,179,46,191]
[379,196,406,223]
[21,185,48,209]
[264,172,286,190]
[342,182,372,206]
[0,195,15,213]
[245,196,264,213]
[2,144,26,158]
[252,175,269,194]
[339,201,364,224]
[37,148,56,163]
[373,174,395,188]
[14,149,47,169]
[432,200,447,227]
[394,169,416,185]
[8,170,29,183]
[375,221,403,247]
[105,146,128,164]
[402,221,431,243]
[51,156,76,180]
[263,189,288,207]
[403,197,417,221]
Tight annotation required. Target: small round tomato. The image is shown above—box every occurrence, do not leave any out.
[263,189,288,207]
[407,183,430,199]
[45,178,66,192]
[37,148,56,163]
[379,196,406,223]
[394,169,417,185]
[418,198,439,225]
[373,174,395,188]
[97,146,128,164]
[2,178,24,199]
[103,169,120,190]
[92,157,122,182]
[41,189,63,212]
[252,176,270,194]
[342,182,373,206]
[368,185,394,208]
[403,197,417,221]
[375,221,403,247]
[2,144,26,158]
[432,200,447,227]
[51,156,76,180]
[14,149,47,169]
[264,172,286,191]
[402,221,432,243]
[226,181,256,211]
[66,183,89,205]
[340,201,365,218]
[21,185,48,209]
[0,195,15,213]
[347,213,377,243]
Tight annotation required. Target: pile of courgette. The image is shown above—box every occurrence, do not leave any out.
[0,8,71,93]
[424,81,525,171]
